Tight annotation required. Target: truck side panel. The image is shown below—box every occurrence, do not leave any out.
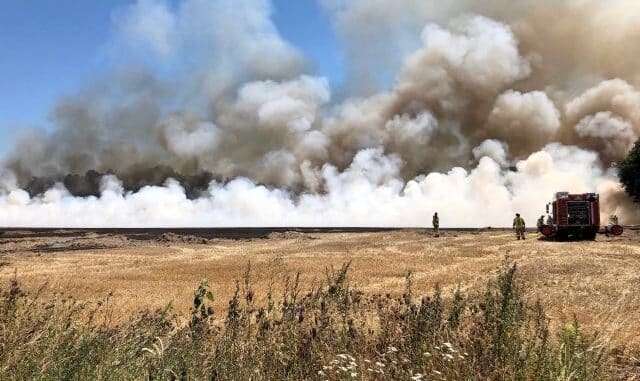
[556,199,568,225]
[590,198,600,226]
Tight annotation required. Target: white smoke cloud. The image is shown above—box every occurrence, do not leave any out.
[113,0,306,106]
[0,169,18,195]
[114,0,176,57]
[160,114,222,157]
[472,140,509,166]
[564,79,640,162]
[565,79,640,129]
[486,90,561,157]
[575,112,636,160]
[0,144,629,227]
[394,15,530,116]
[320,0,442,92]
[235,75,330,133]
[321,0,640,90]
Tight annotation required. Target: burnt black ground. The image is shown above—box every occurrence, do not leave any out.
[0,227,523,241]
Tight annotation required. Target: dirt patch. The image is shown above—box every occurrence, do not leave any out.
[33,241,111,252]
[30,235,129,253]
[267,231,314,240]
[156,233,211,245]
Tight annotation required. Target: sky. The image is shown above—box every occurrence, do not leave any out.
[0,0,342,157]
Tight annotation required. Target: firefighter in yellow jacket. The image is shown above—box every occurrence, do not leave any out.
[513,213,526,240]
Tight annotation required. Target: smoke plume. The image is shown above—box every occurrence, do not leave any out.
[1,0,639,227]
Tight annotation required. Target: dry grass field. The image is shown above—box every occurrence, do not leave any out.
[1,227,639,352]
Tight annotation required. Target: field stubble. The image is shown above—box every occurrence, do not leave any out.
[1,229,639,349]
[1,228,640,379]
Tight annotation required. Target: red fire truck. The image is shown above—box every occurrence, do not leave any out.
[539,192,623,240]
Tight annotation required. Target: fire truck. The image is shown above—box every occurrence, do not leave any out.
[539,192,623,240]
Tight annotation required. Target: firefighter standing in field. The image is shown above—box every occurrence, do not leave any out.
[513,213,526,240]
[432,212,440,237]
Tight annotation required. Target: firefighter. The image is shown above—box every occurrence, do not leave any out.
[546,214,554,226]
[537,215,544,231]
[432,212,440,237]
[513,213,526,240]
[605,215,620,237]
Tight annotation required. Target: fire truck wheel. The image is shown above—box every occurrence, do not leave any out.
[555,231,567,241]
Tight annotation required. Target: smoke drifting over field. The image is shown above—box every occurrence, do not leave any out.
[1,0,640,227]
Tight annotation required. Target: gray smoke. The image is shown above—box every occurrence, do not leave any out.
[1,0,640,226]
